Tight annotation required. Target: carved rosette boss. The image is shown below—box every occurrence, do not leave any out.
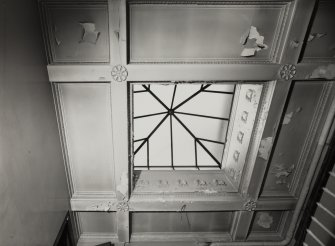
[244,199,257,211]
[279,64,296,80]
[116,201,129,212]
[112,65,128,82]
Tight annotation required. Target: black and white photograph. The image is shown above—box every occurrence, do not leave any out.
[0,0,334,245]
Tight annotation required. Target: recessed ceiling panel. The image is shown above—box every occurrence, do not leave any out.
[40,1,110,63]
[129,2,290,63]
[131,212,233,233]
[302,1,335,62]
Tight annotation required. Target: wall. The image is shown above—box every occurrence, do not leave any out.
[0,0,70,245]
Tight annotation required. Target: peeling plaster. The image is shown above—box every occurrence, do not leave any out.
[307,64,335,80]
[79,22,100,44]
[307,33,327,42]
[273,164,294,178]
[283,107,302,125]
[117,172,128,199]
[272,164,295,185]
[53,25,61,46]
[290,40,299,48]
[283,112,294,125]
[258,137,273,160]
[240,26,268,57]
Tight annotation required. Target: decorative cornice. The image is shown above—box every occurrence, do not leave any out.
[111,65,128,82]
[279,64,296,80]
[244,199,257,211]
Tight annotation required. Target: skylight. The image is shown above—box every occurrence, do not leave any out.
[132,83,235,170]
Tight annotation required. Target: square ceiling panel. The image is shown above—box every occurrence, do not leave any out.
[130,82,264,190]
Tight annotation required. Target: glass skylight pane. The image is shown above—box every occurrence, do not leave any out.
[133,114,166,140]
[172,117,196,167]
[199,140,225,163]
[149,119,171,167]
[177,114,229,143]
[196,141,221,167]
[177,91,233,119]
[149,84,176,108]
[134,141,147,167]
[133,90,167,117]
[172,84,202,108]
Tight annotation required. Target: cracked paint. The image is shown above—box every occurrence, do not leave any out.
[258,137,273,160]
[307,64,335,80]
[240,26,268,57]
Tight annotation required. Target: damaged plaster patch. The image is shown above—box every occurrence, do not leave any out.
[271,164,295,185]
[290,40,299,48]
[116,172,128,198]
[307,33,327,42]
[283,107,302,125]
[240,26,268,57]
[53,25,61,46]
[307,64,335,80]
[79,22,100,44]
[258,137,273,160]
[283,112,293,125]
[257,212,273,229]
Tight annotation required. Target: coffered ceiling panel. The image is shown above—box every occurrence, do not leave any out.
[128,1,292,64]
[77,212,117,246]
[247,211,292,241]
[54,83,115,195]
[261,81,333,198]
[302,0,335,62]
[40,1,109,63]
[131,212,232,233]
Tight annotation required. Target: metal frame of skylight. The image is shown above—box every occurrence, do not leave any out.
[133,83,235,170]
